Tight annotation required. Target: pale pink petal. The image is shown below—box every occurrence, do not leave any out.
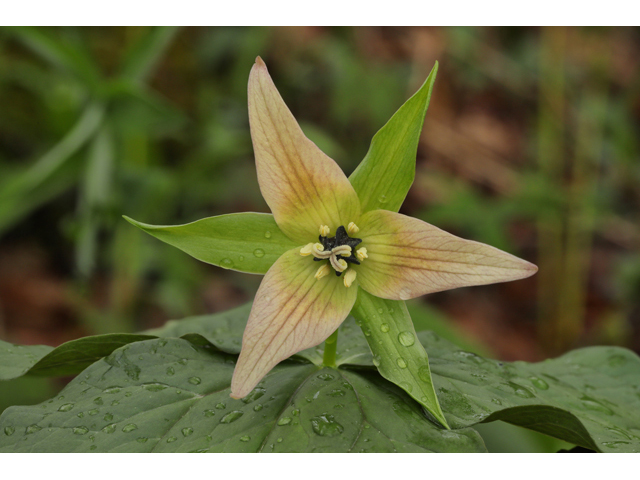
[230,248,358,398]
[355,209,538,300]
[248,57,361,244]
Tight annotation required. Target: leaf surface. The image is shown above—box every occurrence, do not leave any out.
[0,338,484,453]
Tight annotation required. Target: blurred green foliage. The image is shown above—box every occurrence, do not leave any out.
[0,26,639,355]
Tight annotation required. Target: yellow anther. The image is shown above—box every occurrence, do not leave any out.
[330,255,348,273]
[343,269,357,288]
[314,264,331,280]
[319,225,331,237]
[347,222,360,236]
[356,247,368,262]
[312,243,331,259]
[331,245,352,257]
[300,243,314,256]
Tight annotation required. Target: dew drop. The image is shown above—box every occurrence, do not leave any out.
[417,365,432,382]
[277,417,292,426]
[167,436,177,443]
[111,400,119,406]
[103,413,113,422]
[399,382,413,393]
[220,258,234,269]
[102,424,116,434]
[58,403,75,412]
[396,357,408,369]
[264,231,272,239]
[76,412,84,418]
[88,409,99,416]
[398,331,415,347]
[378,195,388,204]
[529,376,549,390]
[491,398,502,405]
[122,424,138,433]
[329,389,345,397]
[220,411,244,424]
[310,414,344,437]
[241,387,266,404]
[137,437,148,443]
[253,404,263,412]
[103,387,121,394]
[188,377,201,385]
[73,427,89,435]
[166,366,174,376]
[377,308,384,314]
[317,373,334,381]
[253,249,265,258]
[240,435,251,442]
[93,397,103,406]
[372,355,381,367]
[507,382,536,399]
[215,402,226,410]
[276,437,283,443]
[26,424,42,434]
[182,427,194,437]
[380,323,390,333]
[204,409,216,417]
[4,426,15,436]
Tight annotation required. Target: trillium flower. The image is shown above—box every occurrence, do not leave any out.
[228,58,537,399]
[125,57,537,414]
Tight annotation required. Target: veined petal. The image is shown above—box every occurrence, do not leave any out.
[356,209,538,300]
[248,57,361,244]
[230,248,358,399]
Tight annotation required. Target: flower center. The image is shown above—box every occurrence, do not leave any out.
[300,224,368,288]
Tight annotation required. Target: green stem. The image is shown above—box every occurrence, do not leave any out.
[323,330,339,367]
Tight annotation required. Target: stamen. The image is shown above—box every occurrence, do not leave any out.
[300,243,314,256]
[314,264,331,280]
[312,243,331,259]
[331,245,352,257]
[343,269,357,288]
[347,222,360,236]
[330,255,348,273]
[319,225,331,237]
[356,247,368,262]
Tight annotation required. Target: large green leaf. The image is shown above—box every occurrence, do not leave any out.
[0,303,371,381]
[0,338,484,452]
[0,341,54,381]
[148,303,373,367]
[349,62,438,214]
[124,213,297,274]
[420,332,640,452]
[352,290,448,429]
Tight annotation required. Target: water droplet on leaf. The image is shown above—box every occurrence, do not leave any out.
[58,403,75,412]
[220,411,244,424]
[380,323,390,333]
[122,424,138,433]
[253,249,265,258]
[398,331,415,347]
[310,414,344,437]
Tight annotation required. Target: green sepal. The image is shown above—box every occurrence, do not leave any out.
[351,289,449,429]
[349,62,438,213]
[123,212,297,274]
